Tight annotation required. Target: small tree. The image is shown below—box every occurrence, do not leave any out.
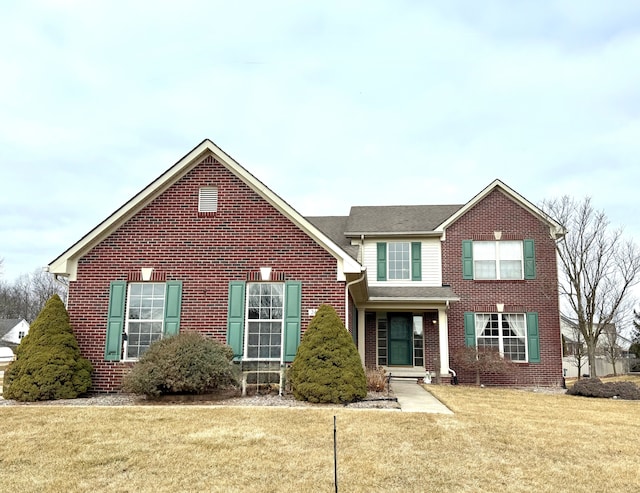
[122,332,237,397]
[3,294,92,401]
[288,304,367,403]
[452,346,514,386]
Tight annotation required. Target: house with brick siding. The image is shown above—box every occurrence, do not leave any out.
[48,139,565,391]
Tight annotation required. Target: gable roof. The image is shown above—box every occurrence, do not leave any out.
[0,319,23,338]
[437,179,566,238]
[48,139,363,281]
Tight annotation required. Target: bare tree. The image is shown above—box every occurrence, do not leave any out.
[452,346,515,386]
[0,268,66,322]
[542,196,640,377]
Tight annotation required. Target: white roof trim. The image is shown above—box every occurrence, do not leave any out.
[435,179,566,238]
[48,139,362,280]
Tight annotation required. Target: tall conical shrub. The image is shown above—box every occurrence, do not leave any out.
[4,294,92,401]
[288,304,366,403]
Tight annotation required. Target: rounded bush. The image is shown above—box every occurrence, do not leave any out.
[122,332,237,397]
[566,378,640,400]
[4,295,93,401]
[288,304,367,404]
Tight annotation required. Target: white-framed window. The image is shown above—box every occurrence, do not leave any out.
[245,283,284,360]
[388,242,411,280]
[124,283,166,360]
[475,313,527,362]
[18,331,25,339]
[473,241,523,280]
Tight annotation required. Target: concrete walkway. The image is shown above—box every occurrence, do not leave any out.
[390,379,453,414]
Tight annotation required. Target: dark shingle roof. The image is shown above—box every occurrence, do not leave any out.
[344,204,463,235]
[305,216,358,259]
[0,319,22,338]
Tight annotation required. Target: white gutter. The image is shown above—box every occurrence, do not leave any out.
[344,270,366,332]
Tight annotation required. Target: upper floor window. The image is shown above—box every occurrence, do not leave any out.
[377,241,422,282]
[388,242,411,280]
[462,239,535,280]
[474,241,522,280]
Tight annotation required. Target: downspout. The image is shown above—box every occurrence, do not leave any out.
[51,271,70,307]
[344,234,367,332]
[345,270,366,332]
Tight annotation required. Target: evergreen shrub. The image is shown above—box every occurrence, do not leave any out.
[288,304,367,403]
[4,294,92,401]
[122,331,237,397]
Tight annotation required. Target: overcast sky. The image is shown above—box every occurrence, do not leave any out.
[1,0,640,282]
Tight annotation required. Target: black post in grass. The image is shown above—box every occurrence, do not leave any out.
[334,415,338,493]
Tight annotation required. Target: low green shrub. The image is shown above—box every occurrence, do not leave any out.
[3,295,92,401]
[122,332,237,397]
[288,304,367,404]
[566,378,640,400]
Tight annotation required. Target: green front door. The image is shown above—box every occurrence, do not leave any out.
[388,314,412,365]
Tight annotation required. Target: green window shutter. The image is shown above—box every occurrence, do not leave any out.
[526,312,540,363]
[464,312,476,347]
[105,281,126,361]
[377,242,387,281]
[462,240,473,279]
[163,281,182,337]
[411,242,422,281]
[227,281,246,361]
[524,239,536,279]
[283,281,302,362]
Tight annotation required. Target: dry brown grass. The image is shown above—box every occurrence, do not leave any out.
[0,386,639,492]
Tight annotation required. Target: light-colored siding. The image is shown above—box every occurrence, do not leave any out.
[364,238,442,287]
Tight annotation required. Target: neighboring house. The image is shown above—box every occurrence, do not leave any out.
[561,316,632,377]
[0,318,30,350]
[48,139,565,392]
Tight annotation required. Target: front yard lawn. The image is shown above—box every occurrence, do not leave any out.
[0,385,638,492]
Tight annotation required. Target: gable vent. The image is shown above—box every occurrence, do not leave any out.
[199,187,218,213]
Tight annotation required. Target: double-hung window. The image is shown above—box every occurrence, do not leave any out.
[475,313,527,362]
[463,239,535,280]
[105,280,182,362]
[226,280,302,363]
[124,283,166,359]
[474,241,522,280]
[246,283,284,360]
[376,242,422,281]
[388,242,411,280]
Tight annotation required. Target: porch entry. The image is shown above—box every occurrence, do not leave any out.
[388,314,413,365]
[378,312,425,367]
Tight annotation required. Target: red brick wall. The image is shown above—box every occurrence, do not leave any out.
[441,189,563,386]
[67,155,346,392]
